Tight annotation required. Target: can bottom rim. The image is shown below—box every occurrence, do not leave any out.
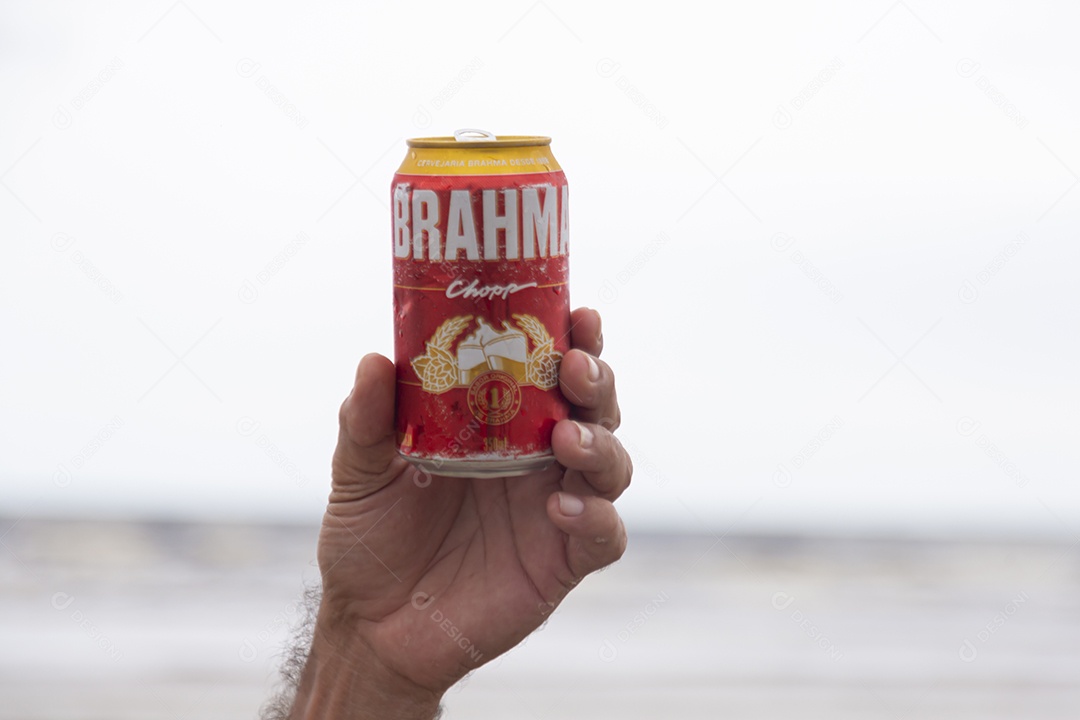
[401,454,555,479]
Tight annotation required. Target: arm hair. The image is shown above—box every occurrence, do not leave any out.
[260,584,321,720]
[259,584,444,720]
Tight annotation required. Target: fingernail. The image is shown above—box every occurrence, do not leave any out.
[585,354,600,382]
[575,421,593,449]
[559,493,585,517]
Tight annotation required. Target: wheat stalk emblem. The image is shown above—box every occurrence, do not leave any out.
[411,315,473,393]
[513,313,562,390]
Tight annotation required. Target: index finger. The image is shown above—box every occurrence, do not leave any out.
[569,307,603,357]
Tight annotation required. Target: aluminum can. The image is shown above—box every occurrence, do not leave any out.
[391,130,570,478]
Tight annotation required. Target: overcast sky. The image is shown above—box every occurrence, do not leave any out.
[2,1,1078,536]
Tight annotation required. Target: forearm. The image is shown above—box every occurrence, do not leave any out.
[287,613,444,720]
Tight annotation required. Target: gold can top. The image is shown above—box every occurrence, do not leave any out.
[399,129,561,176]
[407,129,551,149]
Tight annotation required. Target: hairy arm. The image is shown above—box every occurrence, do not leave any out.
[267,309,629,718]
[261,586,444,720]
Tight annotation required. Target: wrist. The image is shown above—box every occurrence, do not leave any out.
[289,606,443,720]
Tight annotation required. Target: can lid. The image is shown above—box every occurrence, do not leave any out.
[407,129,551,149]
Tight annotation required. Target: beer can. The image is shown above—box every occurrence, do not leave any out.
[391,129,570,478]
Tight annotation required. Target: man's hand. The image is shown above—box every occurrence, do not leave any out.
[288,307,630,719]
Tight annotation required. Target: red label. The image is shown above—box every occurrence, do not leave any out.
[392,171,571,466]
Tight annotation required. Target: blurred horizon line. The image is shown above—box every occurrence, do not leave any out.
[4,511,1076,545]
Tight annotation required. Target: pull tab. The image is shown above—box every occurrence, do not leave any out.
[454,128,497,142]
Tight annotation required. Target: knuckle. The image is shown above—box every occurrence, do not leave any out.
[338,396,353,430]
[598,359,615,385]
[600,505,623,543]
[595,412,620,433]
[615,522,628,560]
[560,377,597,409]
[581,383,604,409]
[601,432,625,469]
[594,516,627,566]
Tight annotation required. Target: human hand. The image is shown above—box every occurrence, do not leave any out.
[288,307,631,719]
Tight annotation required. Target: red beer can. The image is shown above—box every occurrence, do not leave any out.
[391,130,571,478]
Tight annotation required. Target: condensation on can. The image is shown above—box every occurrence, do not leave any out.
[391,131,571,478]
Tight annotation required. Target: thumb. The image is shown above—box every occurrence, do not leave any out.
[331,353,403,496]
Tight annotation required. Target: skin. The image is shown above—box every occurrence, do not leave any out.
[288,308,632,719]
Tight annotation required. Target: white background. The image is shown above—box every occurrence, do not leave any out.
[2,1,1078,536]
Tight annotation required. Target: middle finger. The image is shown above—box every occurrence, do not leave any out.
[559,349,620,431]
